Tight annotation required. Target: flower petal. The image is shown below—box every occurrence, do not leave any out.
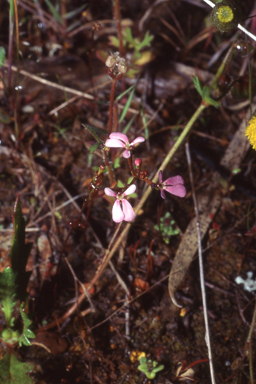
[123,184,136,196]
[109,132,129,143]
[104,188,116,197]
[131,137,145,145]
[164,184,186,198]
[112,200,125,223]
[121,199,135,222]
[105,138,125,148]
[160,190,166,199]
[123,149,131,158]
[163,175,184,186]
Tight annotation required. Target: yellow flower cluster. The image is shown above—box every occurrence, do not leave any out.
[130,351,146,363]
[217,6,234,24]
[245,116,256,151]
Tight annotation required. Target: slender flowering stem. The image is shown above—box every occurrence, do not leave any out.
[108,77,118,136]
[127,156,137,177]
[202,0,256,42]
[113,0,124,57]
[92,103,207,291]
[103,150,115,185]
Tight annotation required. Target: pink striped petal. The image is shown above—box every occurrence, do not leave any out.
[160,190,166,199]
[105,138,125,148]
[164,175,184,186]
[123,184,136,196]
[109,132,129,143]
[131,137,145,145]
[104,188,117,197]
[164,184,186,198]
[112,200,125,223]
[122,199,135,222]
[158,170,163,183]
[123,149,131,158]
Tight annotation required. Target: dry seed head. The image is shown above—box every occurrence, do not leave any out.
[106,52,127,76]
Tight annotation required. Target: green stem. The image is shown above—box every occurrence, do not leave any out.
[210,44,234,89]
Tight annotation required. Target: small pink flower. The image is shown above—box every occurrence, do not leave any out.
[104,184,136,223]
[158,170,186,199]
[105,132,145,158]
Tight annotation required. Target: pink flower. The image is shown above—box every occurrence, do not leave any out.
[158,170,186,199]
[105,132,145,158]
[104,184,136,223]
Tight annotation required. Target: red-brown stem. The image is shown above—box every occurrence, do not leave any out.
[127,156,136,177]
[83,199,93,234]
[113,0,124,57]
[127,157,155,187]
[60,0,67,34]
[113,104,118,132]
[108,77,118,136]
[146,239,154,281]
[103,150,115,185]
[8,5,14,90]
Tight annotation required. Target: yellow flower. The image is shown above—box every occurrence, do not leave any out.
[245,116,256,151]
[130,351,146,363]
[217,6,234,24]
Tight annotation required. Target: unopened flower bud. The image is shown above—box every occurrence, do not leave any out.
[135,158,142,168]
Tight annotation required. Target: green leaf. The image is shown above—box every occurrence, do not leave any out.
[113,157,121,169]
[0,47,5,67]
[0,352,34,384]
[10,196,32,302]
[119,86,136,122]
[44,0,63,25]
[192,76,203,97]
[108,35,120,48]
[202,86,221,108]
[116,84,136,102]
[117,180,125,188]
[136,31,154,51]
[124,27,134,44]
[138,363,148,373]
[145,372,156,379]
[152,364,164,373]
[141,108,149,140]
[0,268,16,327]
[82,124,105,144]
[18,304,35,347]
[89,142,101,154]
[64,4,87,20]
[122,114,136,135]
[193,77,220,108]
